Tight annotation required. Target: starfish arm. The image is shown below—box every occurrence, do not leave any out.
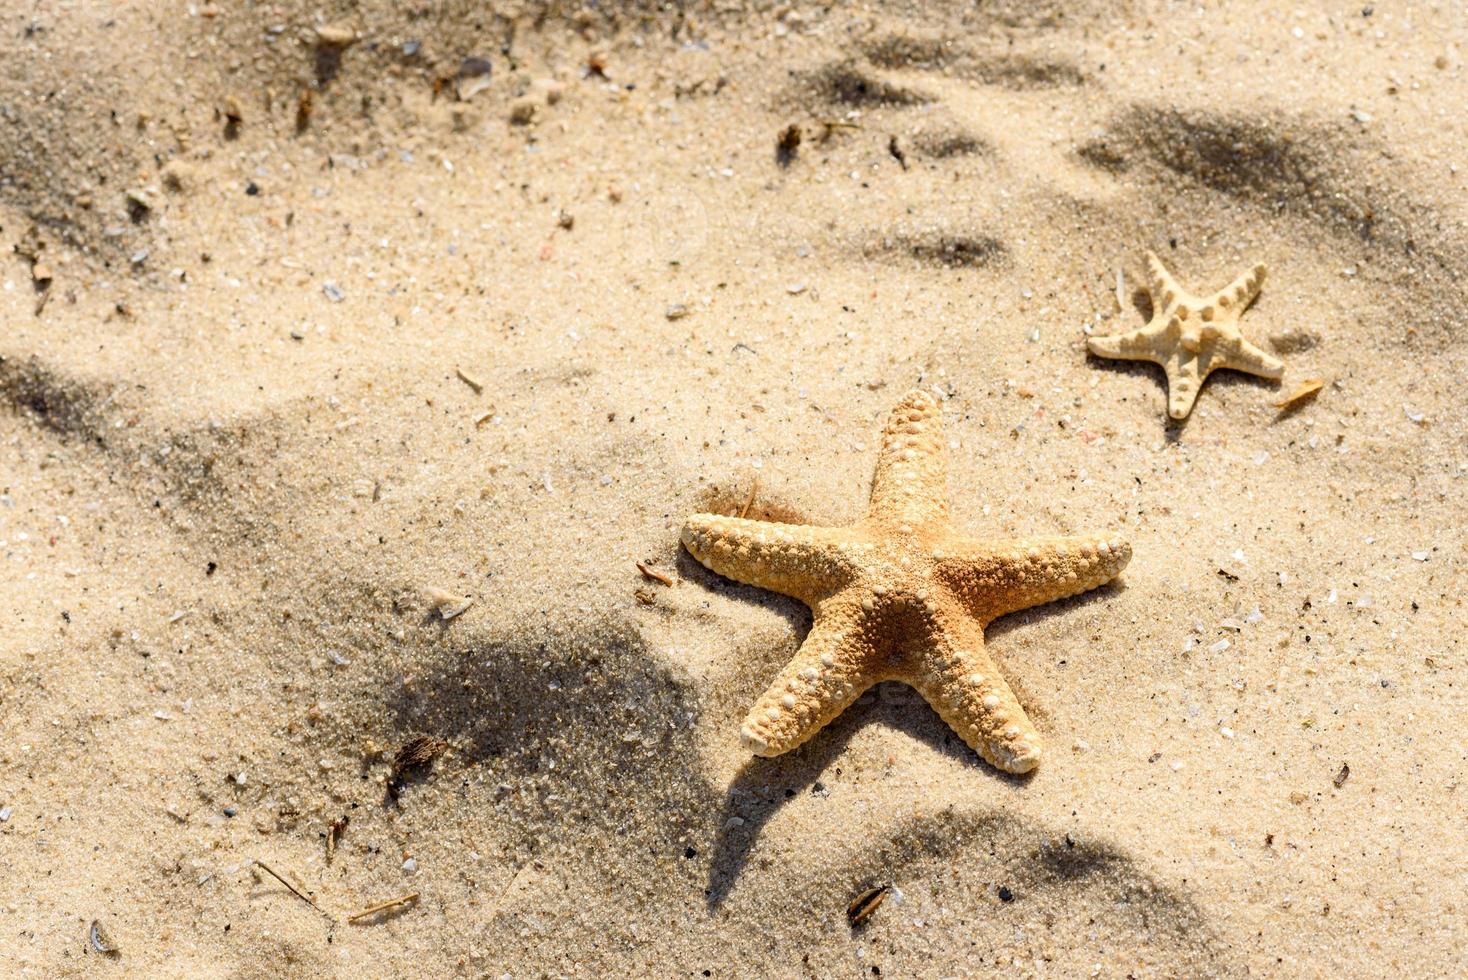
[866,388,949,528]
[1144,250,1184,308]
[1165,356,1206,419]
[682,514,858,603]
[738,600,879,756]
[935,533,1131,623]
[1212,261,1266,312]
[1219,335,1284,380]
[908,614,1040,773]
[1087,325,1161,361]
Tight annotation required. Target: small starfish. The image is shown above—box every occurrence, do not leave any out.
[682,390,1130,773]
[1087,251,1284,419]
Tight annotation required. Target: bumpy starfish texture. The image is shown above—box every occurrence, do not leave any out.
[682,390,1130,774]
[1087,251,1285,419]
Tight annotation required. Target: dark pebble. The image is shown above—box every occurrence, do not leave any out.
[998,885,1014,902]
[223,806,237,817]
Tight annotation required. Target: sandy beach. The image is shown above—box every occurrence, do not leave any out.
[2,1,1466,976]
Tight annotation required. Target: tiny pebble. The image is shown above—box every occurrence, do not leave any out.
[223,807,237,817]
[403,858,418,872]
[0,807,11,822]
[323,281,345,302]
[1411,551,1429,561]
[1210,639,1231,654]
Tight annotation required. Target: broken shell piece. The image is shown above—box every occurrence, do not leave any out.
[847,884,891,928]
[1273,377,1324,409]
[89,919,118,955]
[425,588,473,621]
[457,56,493,101]
[315,24,357,47]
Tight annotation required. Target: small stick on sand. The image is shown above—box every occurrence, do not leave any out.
[818,119,861,142]
[474,411,494,427]
[326,816,348,863]
[456,367,484,394]
[739,478,759,519]
[255,860,335,922]
[348,892,420,923]
[636,560,675,587]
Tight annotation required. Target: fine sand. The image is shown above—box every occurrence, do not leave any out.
[2,2,1466,976]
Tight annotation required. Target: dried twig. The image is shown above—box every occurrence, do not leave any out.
[636,560,675,587]
[326,816,348,863]
[455,367,484,393]
[739,478,759,519]
[348,892,420,923]
[255,860,335,922]
[817,119,861,142]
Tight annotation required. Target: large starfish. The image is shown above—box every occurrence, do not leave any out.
[1087,251,1284,419]
[682,390,1131,773]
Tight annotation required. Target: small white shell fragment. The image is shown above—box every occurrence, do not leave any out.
[426,588,473,620]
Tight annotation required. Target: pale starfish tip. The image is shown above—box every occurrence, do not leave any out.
[739,725,772,756]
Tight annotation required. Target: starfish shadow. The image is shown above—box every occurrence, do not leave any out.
[674,546,815,634]
[1081,354,1195,440]
[703,686,1034,911]
[983,576,1128,645]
